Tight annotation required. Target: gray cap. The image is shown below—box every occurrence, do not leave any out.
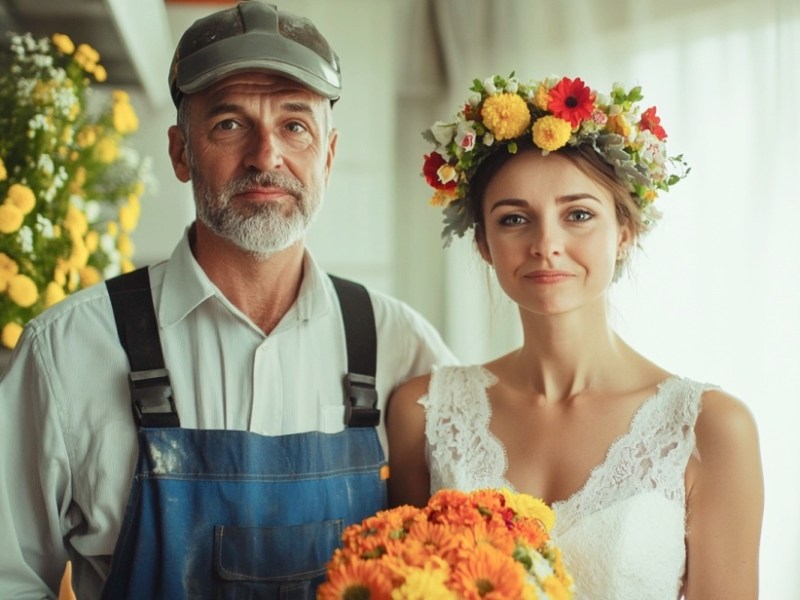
[168,1,341,107]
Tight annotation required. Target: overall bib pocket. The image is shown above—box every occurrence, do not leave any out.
[213,520,343,599]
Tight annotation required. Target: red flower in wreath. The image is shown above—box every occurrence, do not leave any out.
[548,77,596,128]
[422,151,457,190]
[640,106,668,140]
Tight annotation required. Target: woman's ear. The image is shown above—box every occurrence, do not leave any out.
[475,224,492,265]
[617,221,635,257]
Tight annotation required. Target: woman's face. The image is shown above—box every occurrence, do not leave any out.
[478,149,630,317]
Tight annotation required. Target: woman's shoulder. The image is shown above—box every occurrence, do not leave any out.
[695,387,760,450]
[392,365,491,402]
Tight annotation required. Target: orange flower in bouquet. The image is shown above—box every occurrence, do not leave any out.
[318,488,573,600]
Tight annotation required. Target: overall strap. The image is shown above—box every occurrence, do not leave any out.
[106,267,180,428]
[329,275,380,428]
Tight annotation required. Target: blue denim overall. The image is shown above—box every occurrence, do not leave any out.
[101,269,385,599]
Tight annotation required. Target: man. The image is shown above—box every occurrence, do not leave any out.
[0,2,455,598]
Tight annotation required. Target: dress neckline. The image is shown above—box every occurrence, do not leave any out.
[476,366,681,510]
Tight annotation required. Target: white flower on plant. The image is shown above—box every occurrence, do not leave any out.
[99,233,117,255]
[468,92,481,107]
[33,54,53,69]
[28,113,50,134]
[19,226,34,254]
[636,131,666,167]
[483,131,495,147]
[83,200,101,222]
[103,261,122,279]
[38,153,55,176]
[483,76,497,95]
[505,79,519,94]
[36,214,55,238]
[43,185,57,203]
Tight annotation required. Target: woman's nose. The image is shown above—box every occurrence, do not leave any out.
[529,220,563,258]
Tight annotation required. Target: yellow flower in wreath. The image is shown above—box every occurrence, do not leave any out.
[480,93,531,141]
[532,116,572,153]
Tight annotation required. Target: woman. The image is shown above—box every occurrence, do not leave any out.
[387,74,763,599]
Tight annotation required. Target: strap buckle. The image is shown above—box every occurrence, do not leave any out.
[344,373,380,427]
[129,368,180,428]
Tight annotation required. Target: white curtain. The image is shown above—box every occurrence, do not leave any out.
[396,0,800,596]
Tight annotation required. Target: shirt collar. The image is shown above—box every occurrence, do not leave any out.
[158,226,333,330]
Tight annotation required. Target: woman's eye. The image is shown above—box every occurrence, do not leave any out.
[567,209,593,222]
[499,214,527,226]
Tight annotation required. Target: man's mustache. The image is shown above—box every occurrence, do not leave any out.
[224,171,305,198]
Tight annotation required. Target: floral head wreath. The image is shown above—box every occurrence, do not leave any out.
[422,73,689,245]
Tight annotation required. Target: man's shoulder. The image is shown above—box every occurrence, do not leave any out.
[361,285,428,329]
[29,278,115,332]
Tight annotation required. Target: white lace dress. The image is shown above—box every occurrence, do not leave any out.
[421,365,715,600]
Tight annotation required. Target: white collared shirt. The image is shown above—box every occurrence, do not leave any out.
[0,229,456,598]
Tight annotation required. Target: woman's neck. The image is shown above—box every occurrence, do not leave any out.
[508,302,636,402]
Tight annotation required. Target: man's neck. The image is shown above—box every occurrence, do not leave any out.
[190,223,306,334]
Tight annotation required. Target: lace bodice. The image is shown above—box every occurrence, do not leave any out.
[421,365,714,600]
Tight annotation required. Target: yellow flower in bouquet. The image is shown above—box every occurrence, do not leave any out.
[318,488,574,600]
[0,32,151,348]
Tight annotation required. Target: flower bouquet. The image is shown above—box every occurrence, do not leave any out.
[0,32,151,349]
[318,488,573,599]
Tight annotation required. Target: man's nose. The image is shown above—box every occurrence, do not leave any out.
[244,127,284,172]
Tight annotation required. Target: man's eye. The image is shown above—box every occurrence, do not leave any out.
[216,119,240,131]
[285,121,308,134]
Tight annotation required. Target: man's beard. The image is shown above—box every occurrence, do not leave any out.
[193,169,321,259]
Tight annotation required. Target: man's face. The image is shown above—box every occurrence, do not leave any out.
[169,72,337,258]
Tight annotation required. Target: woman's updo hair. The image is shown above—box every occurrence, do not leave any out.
[467,139,648,246]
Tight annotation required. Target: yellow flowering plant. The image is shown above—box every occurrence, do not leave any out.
[422,73,689,244]
[0,32,151,349]
[318,488,574,600]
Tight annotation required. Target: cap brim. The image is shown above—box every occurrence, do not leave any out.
[175,32,341,101]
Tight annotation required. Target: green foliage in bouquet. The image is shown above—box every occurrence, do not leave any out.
[0,32,151,349]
